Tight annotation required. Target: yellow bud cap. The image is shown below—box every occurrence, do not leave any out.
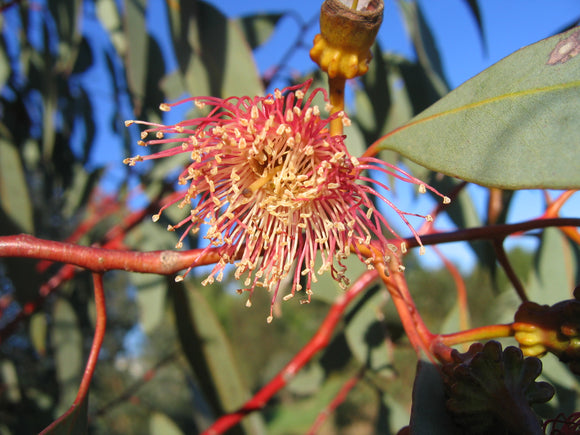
[310,0,384,79]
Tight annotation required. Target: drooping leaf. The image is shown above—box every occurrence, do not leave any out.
[235,13,284,50]
[171,280,266,435]
[409,358,462,434]
[183,2,264,98]
[463,0,486,53]
[47,0,83,69]
[376,27,580,189]
[0,38,10,91]
[124,0,149,112]
[133,273,168,334]
[51,298,83,417]
[344,285,394,379]
[149,412,185,435]
[96,0,126,59]
[30,313,48,357]
[396,0,448,96]
[0,138,34,233]
[530,227,577,305]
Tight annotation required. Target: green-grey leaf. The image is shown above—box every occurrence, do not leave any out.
[171,280,266,434]
[0,139,34,233]
[463,0,486,53]
[125,0,148,106]
[344,287,394,378]
[133,273,168,334]
[149,412,185,435]
[235,13,284,50]
[51,298,83,417]
[376,26,580,189]
[409,358,462,434]
[396,0,448,96]
[183,2,264,99]
[0,39,10,91]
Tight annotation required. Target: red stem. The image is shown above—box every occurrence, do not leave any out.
[75,273,107,404]
[436,324,515,348]
[203,269,379,435]
[39,273,107,434]
[377,261,434,357]
[493,238,528,302]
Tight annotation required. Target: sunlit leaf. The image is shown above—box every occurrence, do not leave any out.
[377,27,580,189]
[149,412,185,435]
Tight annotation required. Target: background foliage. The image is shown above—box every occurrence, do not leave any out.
[0,0,579,433]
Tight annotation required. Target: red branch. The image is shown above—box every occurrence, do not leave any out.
[404,218,580,249]
[0,234,221,274]
[203,269,379,435]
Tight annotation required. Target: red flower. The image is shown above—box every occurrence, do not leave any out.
[125,80,448,321]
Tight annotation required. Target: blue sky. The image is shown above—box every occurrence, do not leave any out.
[206,0,580,89]
[68,0,579,271]
[200,0,580,270]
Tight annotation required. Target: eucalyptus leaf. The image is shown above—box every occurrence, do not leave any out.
[181,2,264,99]
[409,359,462,434]
[0,139,34,233]
[344,286,394,379]
[125,0,148,108]
[463,0,486,52]
[149,412,185,435]
[396,0,448,96]
[171,280,266,435]
[377,27,580,189]
[235,13,284,50]
[51,298,83,417]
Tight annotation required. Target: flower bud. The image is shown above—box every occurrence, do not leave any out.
[310,0,384,79]
[513,287,580,374]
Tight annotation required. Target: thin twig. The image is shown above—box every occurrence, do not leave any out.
[404,218,580,249]
[91,351,179,419]
[493,238,528,302]
[306,368,365,435]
